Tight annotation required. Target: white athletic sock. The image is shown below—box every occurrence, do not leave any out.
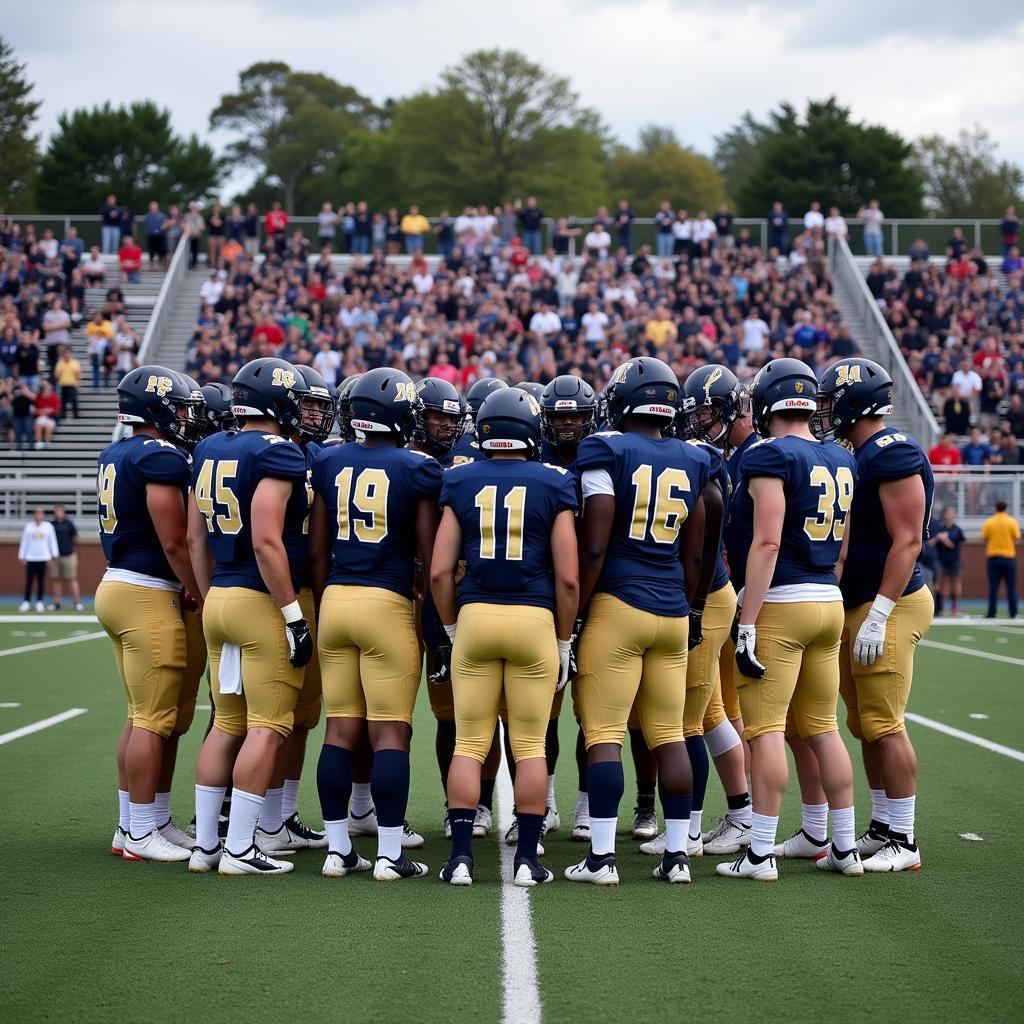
[350,782,373,817]
[282,778,301,820]
[547,775,556,810]
[727,800,752,827]
[377,824,403,861]
[689,809,703,840]
[801,802,829,842]
[117,789,130,831]
[665,817,690,855]
[870,788,890,825]
[574,791,590,817]
[324,818,352,856]
[750,812,779,858]
[705,720,741,758]
[129,801,155,840]
[589,816,617,856]
[887,795,915,842]
[195,785,226,851]
[226,789,264,856]
[153,791,171,826]
[831,805,855,853]
[258,787,284,833]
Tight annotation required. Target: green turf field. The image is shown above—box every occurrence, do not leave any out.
[3,614,1022,1023]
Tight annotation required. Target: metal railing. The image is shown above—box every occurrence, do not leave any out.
[830,235,940,450]
[0,471,97,527]
[932,466,1024,531]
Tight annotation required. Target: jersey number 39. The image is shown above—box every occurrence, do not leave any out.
[803,465,854,542]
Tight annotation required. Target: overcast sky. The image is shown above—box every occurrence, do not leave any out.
[8,0,1024,202]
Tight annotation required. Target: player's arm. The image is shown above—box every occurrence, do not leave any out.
[251,477,298,608]
[148,482,201,603]
[684,480,723,648]
[186,492,212,600]
[578,493,614,611]
[308,493,330,607]
[551,509,579,642]
[415,497,442,602]
[429,505,461,630]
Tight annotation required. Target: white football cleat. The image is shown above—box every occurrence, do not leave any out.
[652,854,691,883]
[855,822,890,858]
[564,853,619,885]
[218,843,294,875]
[401,821,425,849]
[282,814,328,849]
[473,805,492,838]
[440,855,474,886]
[504,817,518,846]
[544,806,561,833]
[322,848,371,877]
[514,857,554,887]
[716,850,778,881]
[122,830,192,863]
[702,816,751,855]
[571,807,591,842]
[35,601,44,613]
[188,844,223,873]
[373,853,428,881]
[348,808,378,836]
[18,601,30,612]
[816,845,864,876]
[158,819,195,850]
[111,826,127,857]
[639,831,665,856]
[254,826,296,857]
[773,829,828,860]
[862,838,922,873]
[631,805,658,840]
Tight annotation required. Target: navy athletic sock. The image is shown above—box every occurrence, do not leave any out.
[516,812,544,861]
[449,808,476,860]
[370,748,410,828]
[658,774,692,824]
[727,791,752,811]
[686,736,710,812]
[316,743,353,822]
[587,760,625,819]
[479,777,495,811]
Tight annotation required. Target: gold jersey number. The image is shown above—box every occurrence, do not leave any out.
[475,485,526,560]
[335,467,389,542]
[803,465,854,542]
[97,464,118,534]
[194,459,243,535]
[629,465,691,544]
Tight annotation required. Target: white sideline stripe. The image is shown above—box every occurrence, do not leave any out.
[906,713,1024,764]
[0,615,98,623]
[918,638,1024,667]
[0,631,106,658]
[496,750,542,1024]
[0,707,88,746]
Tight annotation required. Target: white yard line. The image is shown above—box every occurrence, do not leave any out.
[496,753,542,1024]
[918,639,1024,667]
[0,615,98,624]
[906,713,1024,765]
[0,631,106,658]
[0,708,88,746]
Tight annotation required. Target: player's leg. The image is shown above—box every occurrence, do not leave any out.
[98,584,133,856]
[627,714,658,841]
[543,687,565,833]
[701,669,751,854]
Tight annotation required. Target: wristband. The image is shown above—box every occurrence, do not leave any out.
[280,600,303,623]
[869,595,896,620]
[443,623,457,643]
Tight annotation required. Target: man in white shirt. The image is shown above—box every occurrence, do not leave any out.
[528,304,562,339]
[825,206,848,241]
[312,340,342,388]
[692,211,717,256]
[199,272,224,307]
[742,308,771,353]
[952,359,983,403]
[581,301,610,344]
[18,507,58,612]
[584,225,612,260]
[803,201,825,234]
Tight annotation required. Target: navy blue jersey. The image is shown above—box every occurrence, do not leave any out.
[540,439,579,476]
[192,430,309,592]
[448,430,484,467]
[577,431,711,616]
[840,428,934,607]
[441,459,578,611]
[291,441,321,588]
[726,435,857,591]
[688,439,731,593]
[935,523,965,568]
[726,430,758,491]
[312,442,442,599]
[97,435,191,581]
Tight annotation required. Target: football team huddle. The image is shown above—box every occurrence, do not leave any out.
[95,349,933,887]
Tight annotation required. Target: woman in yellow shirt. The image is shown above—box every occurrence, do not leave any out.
[400,205,431,254]
[981,501,1021,617]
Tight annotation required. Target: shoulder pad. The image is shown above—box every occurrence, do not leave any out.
[542,462,569,475]
[142,438,180,450]
[874,432,910,450]
[749,438,774,448]
[262,434,293,446]
[406,448,432,460]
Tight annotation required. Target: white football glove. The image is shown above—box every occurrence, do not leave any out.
[556,639,572,692]
[735,624,766,679]
[853,595,895,666]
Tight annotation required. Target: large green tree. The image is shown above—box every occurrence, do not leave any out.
[0,37,40,210]
[210,62,377,211]
[912,127,1023,217]
[712,112,769,205]
[36,101,220,213]
[723,99,922,217]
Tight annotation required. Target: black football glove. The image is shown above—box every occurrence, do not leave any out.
[429,642,453,686]
[284,616,313,669]
[568,616,586,678]
[688,602,705,651]
[735,624,766,679]
[730,609,741,646]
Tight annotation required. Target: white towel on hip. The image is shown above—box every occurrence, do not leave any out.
[218,642,243,695]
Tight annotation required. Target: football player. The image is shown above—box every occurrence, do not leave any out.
[718,358,861,881]
[333,373,362,443]
[186,357,315,876]
[252,363,334,855]
[97,366,203,862]
[199,381,236,435]
[567,357,720,886]
[449,377,508,465]
[433,388,579,886]
[309,367,442,881]
[816,358,934,872]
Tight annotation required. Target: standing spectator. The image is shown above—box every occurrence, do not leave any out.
[113,316,139,373]
[118,203,135,241]
[312,338,341,388]
[163,205,183,259]
[930,507,965,616]
[118,235,142,284]
[941,386,972,434]
[184,204,203,268]
[693,210,717,257]
[946,227,967,260]
[962,426,988,466]
[206,202,226,266]
[654,200,675,258]
[672,209,693,261]
[928,432,962,467]
[352,200,372,255]
[48,505,83,610]
[339,201,356,253]
[99,194,121,255]
[41,298,72,382]
[952,359,983,404]
[859,199,885,256]
[16,334,40,390]
[317,201,337,250]
[10,373,35,450]
[982,500,1020,618]
[803,201,825,236]
[434,211,454,261]
[517,196,544,255]
[614,199,634,253]
[1000,206,1019,257]
[767,200,789,253]
[581,301,610,346]
[713,203,733,249]
[33,379,60,448]
[85,313,111,387]
[243,202,261,257]
[0,377,12,446]
[528,303,561,340]
[583,221,611,260]
[824,206,848,243]
[1002,246,1022,276]
[0,327,17,379]
[54,345,81,418]
[60,227,83,281]
[1003,393,1024,438]
[742,306,771,355]
[143,200,166,267]
[400,205,431,253]
[384,208,404,255]
[226,203,246,246]
[17,508,58,612]
[264,201,289,254]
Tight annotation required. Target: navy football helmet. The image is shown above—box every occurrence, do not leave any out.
[604,357,680,430]
[349,367,419,444]
[335,373,362,442]
[231,357,310,435]
[476,387,542,459]
[116,365,202,448]
[200,381,236,435]
[414,377,466,456]
[292,364,336,443]
[541,375,597,447]
[813,358,894,440]
[466,377,509,421]
[515,381,546,403]
[679,364,745,446]
[749,357,818,436]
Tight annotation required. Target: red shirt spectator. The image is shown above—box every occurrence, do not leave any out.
[252,320,284,347]
[508,239,529,270]
[35,390,61,419]
[929,437,963,467]
[428,356,459,384]
[946,256,973,280]
[264,204,289,238]
[118,241,142,273]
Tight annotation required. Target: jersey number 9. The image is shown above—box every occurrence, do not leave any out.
[803,465,854,542]
[97,464,118,534]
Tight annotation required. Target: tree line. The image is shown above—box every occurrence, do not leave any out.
[2,38,1021,220]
